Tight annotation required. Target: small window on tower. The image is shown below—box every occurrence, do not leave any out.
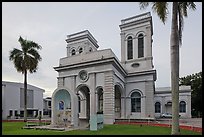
[89,47,92,52]
[79,47,83,53]
[127,36,133,60]
[71,49,76,55]
[138,34,144,58]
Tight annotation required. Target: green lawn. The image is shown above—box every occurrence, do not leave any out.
[2,122,202,135]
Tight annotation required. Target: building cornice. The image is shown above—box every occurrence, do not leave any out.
[65,30,99,48]
[127,69,157,80]
[119,12,153,36]
[54,49,156,79]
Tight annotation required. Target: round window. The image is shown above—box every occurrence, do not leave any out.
[79,70,88,82]
[131,63,140,68]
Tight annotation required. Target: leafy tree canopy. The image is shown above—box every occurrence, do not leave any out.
[179,71,202,117]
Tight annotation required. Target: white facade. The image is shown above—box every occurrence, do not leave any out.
[51,12,191,127]
[2,81,45,120]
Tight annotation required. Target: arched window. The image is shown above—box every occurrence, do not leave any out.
[138,34,144,58]
[89,47,92,52]
[155,102,161,113]
[71,49,76,55]
[98,92,103,112]
[127,36,133,60]
[131,92,141,112]
[59,101,64,110]
[179,101,186,113]
[79,47,83,53]
[78,96,81,113]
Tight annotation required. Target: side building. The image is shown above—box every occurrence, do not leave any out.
[2,81,45,120]
[43,97,52,117]
[154,86,191,118]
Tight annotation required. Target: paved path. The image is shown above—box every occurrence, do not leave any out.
[156,118,202,128]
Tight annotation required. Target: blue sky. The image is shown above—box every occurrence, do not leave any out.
[2,2,202,97]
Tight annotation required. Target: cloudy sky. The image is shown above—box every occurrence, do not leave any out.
[2,2,202,97]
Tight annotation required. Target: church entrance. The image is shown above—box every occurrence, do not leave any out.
[52,89,72,127]
[77,85,90,128]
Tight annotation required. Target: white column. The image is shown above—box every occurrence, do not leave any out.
[2,84,6,119]
[120,32,126,63]
[187,94,191,118]
[121,97,125,118]
[144,81,154,118]
[95,92,98,112]
[51,91,55,125]
[67,46,70,57]
[161,96,165,114]
[103,71,115,124]
[135,37,138,59]
[90,73,96,117]
[33,111,36,117]
[70,75,78,126]
[145,26,151,57]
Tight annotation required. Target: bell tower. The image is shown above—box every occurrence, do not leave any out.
[65,30,99,57]
[119,12,154,73]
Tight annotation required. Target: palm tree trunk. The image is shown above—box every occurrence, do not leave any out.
[170,2,180,135]
[24,70,27,122]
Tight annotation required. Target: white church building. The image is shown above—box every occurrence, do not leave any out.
[51,12,191,127]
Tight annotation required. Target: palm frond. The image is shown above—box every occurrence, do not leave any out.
[9,48,23,61]
[139,2,149,10]
[28,41,42,50]
[10,36,42,74]
[177,2,196,46]
[27,48,42,61]
[13,55,24,73]
[140,2,169,24]
[152,2,168,24]
[187,2,196,10]
[179,2,188,17]
[179,2,196,18]
[24,55,39,73]
[18,36,29,52]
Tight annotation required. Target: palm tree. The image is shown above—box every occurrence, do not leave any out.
[9,36,42,122]
[139,2,196,135]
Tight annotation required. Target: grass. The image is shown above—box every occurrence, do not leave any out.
[2,122,202,135]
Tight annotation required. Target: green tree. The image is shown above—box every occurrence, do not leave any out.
[139,2,196,135]
[179,72,202,117]
[9,36,42,122]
